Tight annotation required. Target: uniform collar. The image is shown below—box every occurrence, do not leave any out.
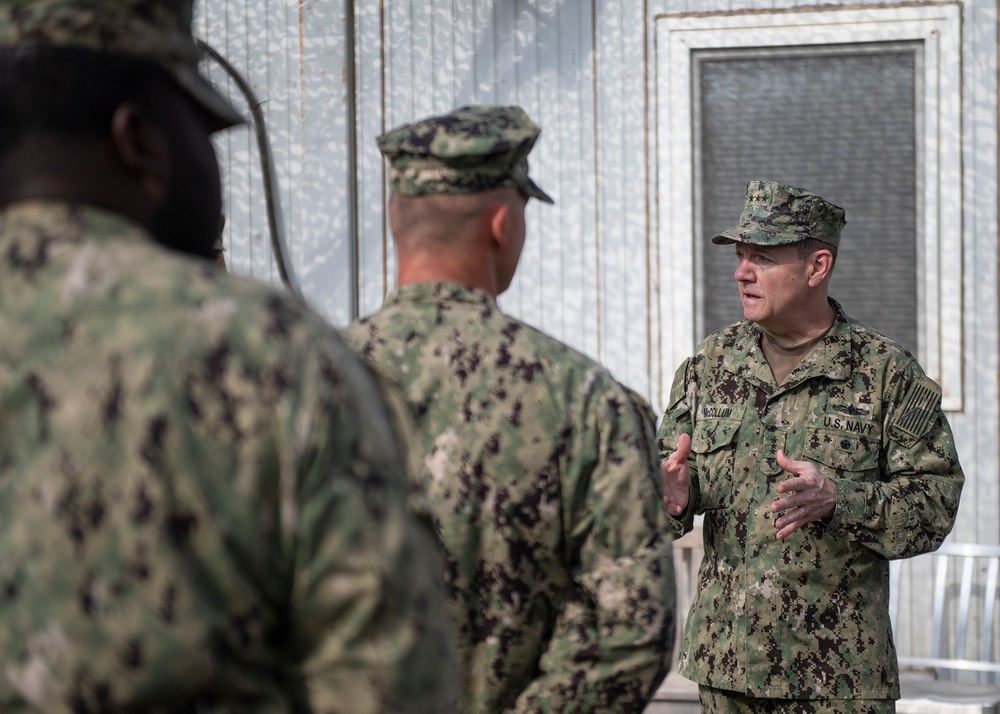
[383,281,499,309]
[0,199,150,247]
[727,298,853,389]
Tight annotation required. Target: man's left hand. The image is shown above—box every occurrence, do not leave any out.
[770,449,837,540]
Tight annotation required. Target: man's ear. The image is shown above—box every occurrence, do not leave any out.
[807,249,834,286]
[489,202,511,250]
[109,102,171,204]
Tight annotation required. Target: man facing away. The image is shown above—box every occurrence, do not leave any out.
[0,1,456,711]
[658,181,964,713]
[345,105,676,713]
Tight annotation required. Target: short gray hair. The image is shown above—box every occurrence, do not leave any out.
[796,237,838,265]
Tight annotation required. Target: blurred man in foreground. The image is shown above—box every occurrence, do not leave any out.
[0,1,455,711]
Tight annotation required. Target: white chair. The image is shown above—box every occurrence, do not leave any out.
[890,544,1000,714]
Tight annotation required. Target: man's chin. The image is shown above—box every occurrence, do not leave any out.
[160,240,215,261]
[148,205,221,261]
[148,224,216,260]
[744,309,770,327]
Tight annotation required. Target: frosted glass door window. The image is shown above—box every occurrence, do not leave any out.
[694,46,919,355]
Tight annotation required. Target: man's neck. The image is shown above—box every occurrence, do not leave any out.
[395,251,500,297]
[758,300,835,384]
[758,300,835,349]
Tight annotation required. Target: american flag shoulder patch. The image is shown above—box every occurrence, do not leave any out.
[891,376,941,441]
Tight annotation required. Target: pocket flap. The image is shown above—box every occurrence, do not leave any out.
[804,427,878,472]
[692,416,743,454]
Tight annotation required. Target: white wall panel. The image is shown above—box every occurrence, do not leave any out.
[356,0,604,371]
[502,0,601,363]
[355,2,389,318]
[196,0,356,325]
[962,0,1000,545]
[595,0,654,399]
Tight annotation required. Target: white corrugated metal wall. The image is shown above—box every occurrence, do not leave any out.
[196,0,655,396]
[196,0,355,322]
[196,0,999,668]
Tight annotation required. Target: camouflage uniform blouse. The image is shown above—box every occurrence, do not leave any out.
[345,282,675,714]
[0,201,456,713]
[656,299,964,700]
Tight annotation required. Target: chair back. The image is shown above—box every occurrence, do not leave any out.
[890,544,1000,681]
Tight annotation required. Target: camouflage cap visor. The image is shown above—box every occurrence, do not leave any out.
[171,58,245,131]
[522,176,554,204]
[511,158,554,204]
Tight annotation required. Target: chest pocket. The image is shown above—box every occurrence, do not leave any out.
[803,426,880,481]
[691,416,742,510]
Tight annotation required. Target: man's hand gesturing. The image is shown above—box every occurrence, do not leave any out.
[660,432,692,517]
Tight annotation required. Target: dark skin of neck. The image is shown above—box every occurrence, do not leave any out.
[0,105,173,238]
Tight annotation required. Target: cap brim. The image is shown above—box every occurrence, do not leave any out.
[710,226,805,246]
[173,65,246,132]
[711,227,739,245]
[523,177,554,205]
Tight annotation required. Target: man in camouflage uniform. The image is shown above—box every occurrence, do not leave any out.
[345,105,675,713]
[0,1,456,711]
[658,181,964,713]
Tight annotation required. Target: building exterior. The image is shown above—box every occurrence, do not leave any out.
[197,0,999,675]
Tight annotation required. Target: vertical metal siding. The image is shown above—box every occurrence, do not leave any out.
[595,0,654,394]
[197,0,356,325]
[964,0,1000,548]
[358,1,603,365]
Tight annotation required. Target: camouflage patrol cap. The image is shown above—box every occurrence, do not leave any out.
[711,180,846,248]
[0,0,244,131]
[378,105,555,204]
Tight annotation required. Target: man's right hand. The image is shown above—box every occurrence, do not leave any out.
[660,432,691,517]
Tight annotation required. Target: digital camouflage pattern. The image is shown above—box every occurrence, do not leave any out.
[0,201,458,713]
[377,105,555,203]
[0,0,244,129]
[699,685,894,713]
[657,299,964,700]
[711,181,846,248]
[345,282,675,713]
